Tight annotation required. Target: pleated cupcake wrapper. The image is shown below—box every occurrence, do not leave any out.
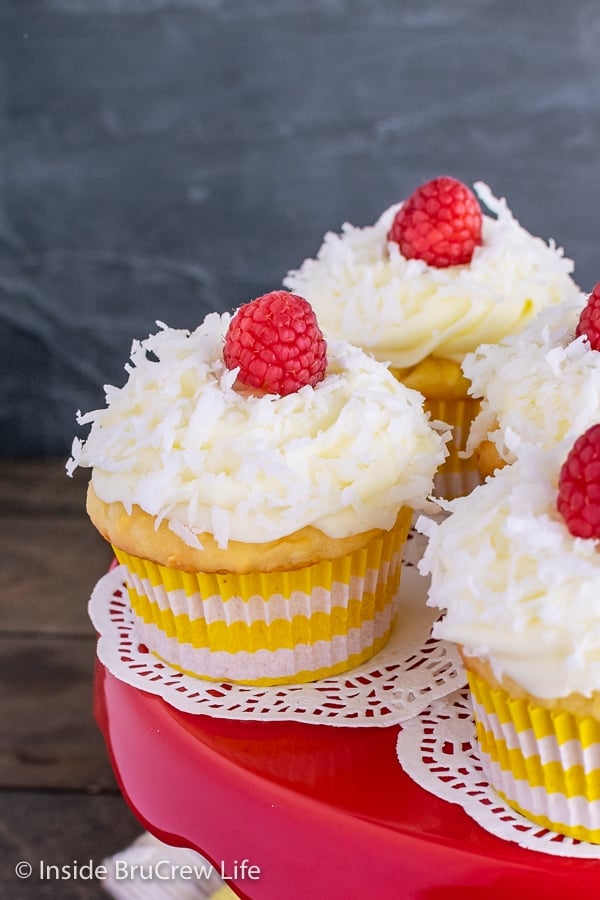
[468,669,600,843]
[112,508,411,686]
[389,362,481,499]
[423,396,482,500]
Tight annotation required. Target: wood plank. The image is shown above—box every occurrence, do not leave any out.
[0,791,142,899]
[0,635,120,791]
[0,457,113,635]
[0,460,121,795]
[1,512,113,635]
[0,458,91,516]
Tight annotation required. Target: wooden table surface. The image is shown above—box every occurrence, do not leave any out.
[0,458,142,899]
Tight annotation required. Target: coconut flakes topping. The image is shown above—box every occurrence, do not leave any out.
[417,446,600,700]
[69,312,449,548]
[284,184,581,369]
[463,296,598,464]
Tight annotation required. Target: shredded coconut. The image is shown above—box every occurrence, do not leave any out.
[417,447,600,699]
[284,184,581,369]
[463,297,597,463]
[69,313,450,546]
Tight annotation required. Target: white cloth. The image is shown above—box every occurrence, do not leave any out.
[102,832,233,899]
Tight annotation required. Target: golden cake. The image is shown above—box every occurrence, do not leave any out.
[69,292,449,686]
[284,177,581,498]
[418,441,600,842]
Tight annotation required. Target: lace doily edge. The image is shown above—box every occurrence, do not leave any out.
[90,566,466,727]
[395,689,600,859]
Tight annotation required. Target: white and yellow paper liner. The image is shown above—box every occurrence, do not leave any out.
[390,361,481,500]
[468,669,600,843]
[424,396,482,500]
[112,508,411,687]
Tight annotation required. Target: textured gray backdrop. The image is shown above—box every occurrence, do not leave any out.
[2,0,599,456]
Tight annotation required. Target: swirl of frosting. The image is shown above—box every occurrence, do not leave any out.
[463,296,597,465]
[418,447,600,700]
[68,312,449,548]
[284,183,581,369]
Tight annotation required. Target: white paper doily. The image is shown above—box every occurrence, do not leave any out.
[89,532,464,726]
[396,686,600,858]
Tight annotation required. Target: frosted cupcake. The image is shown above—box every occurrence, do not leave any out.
[284,177,581,498]
[464,290,595,478]
[69,291,449,686]
[418,436,600,842]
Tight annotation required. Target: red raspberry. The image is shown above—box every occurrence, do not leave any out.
[223,290,327,395]
[557,424,600,538]
[387,176,483,268]
[575,283,600,350]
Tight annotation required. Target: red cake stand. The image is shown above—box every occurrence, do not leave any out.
[95,660,600,899]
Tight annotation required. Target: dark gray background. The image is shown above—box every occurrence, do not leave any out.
[2,0,599,457]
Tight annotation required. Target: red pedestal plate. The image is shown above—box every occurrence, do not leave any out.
[94,661,600,899]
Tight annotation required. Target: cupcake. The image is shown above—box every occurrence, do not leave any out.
[417,436,600,842]
[69,291,449,686]
[284,177,581,498]
[463,290,595,479]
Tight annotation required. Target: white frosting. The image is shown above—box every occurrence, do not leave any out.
[417,447,600,700]
[284,183,581,369]
[463,297,597,464]
[68,312,449,547]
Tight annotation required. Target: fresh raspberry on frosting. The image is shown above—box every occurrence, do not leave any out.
[387,176,483,268]
[557,424,600,539]
[223,290,327,395]
[575,283,600,350]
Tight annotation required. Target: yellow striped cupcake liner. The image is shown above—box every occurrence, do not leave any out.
[424,396,482,500]
[468,669,600,843]
[388,364,481,499]
[112,507,412,686]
